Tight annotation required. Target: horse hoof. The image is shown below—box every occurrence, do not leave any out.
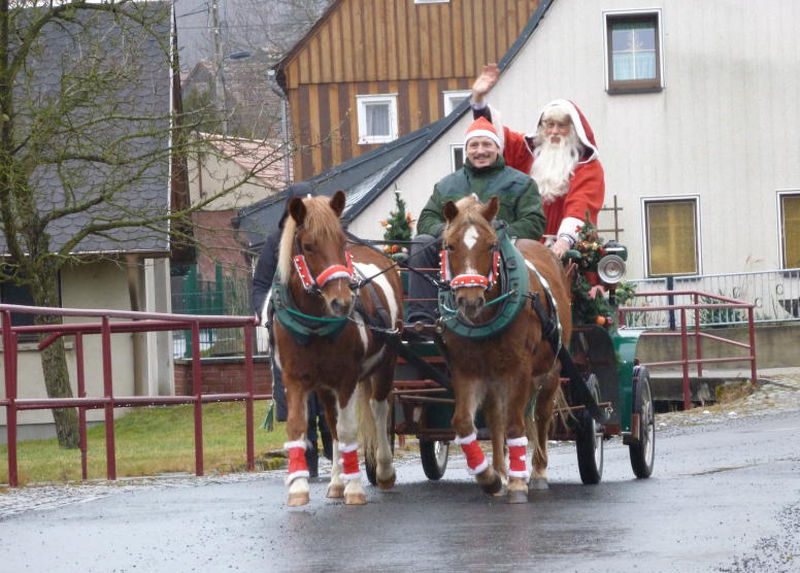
[480,474,503,495]
[287,492,309,507]
[377,471,396,490]
[345,492,367,505]
[327,484,345,499]
[528,477,549,491]
[506,490,529,504]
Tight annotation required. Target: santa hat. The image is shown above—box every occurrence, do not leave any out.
[464,117,503,150]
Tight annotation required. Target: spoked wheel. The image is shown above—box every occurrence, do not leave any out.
[420,439,449,480]
[365,399,396,486]
[629,366,655,478]
[575,373,604,485]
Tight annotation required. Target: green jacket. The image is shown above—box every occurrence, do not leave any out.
[416,156,545,239]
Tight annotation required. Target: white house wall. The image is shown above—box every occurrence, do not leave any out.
[352,0,800,279]
[1,261,137,438]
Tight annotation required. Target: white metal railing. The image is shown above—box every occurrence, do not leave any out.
[623,268,800,329]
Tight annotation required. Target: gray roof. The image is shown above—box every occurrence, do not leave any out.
[238,0,556,251]
[0,3,173,256]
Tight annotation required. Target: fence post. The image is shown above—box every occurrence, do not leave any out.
[694,292,703,377]
[191,321,204,476]
[244,325,255,471]
[680,308,691,410]
[667,276,676,331]
[3,311,19,487]
[101,316,117,480]
[748,307,758,387]
[76,333,88,481]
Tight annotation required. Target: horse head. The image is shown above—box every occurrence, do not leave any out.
[442,194,500,322]
[282,189,355,318]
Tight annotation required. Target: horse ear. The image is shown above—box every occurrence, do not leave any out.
[481,196,500,223]
[329,190,346,217]
[443,200,459,223]
[288,197,306,226]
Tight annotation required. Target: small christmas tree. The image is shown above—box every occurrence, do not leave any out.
[380,188,414,258]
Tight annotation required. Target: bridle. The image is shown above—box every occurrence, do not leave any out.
[292,227,356,295]
[439,244,500,291]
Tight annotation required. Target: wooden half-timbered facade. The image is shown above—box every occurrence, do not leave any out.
[275,0,539,180]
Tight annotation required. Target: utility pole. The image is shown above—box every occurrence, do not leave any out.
[210,0,227,134]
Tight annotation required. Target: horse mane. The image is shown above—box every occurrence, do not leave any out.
[277,195,345,282]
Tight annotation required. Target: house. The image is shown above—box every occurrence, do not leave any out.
[241,0,800,316]
[0,3,177,442]
[274,0,540,181]
[182,51,287,141]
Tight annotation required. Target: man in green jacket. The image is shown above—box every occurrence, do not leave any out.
[407,116,546,326]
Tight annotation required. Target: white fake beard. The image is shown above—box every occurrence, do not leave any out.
[531,131,580,204]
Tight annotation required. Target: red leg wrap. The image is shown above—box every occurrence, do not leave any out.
[288,447,308,475]
[461,439,486,472]
[341,448,360,476]
[509,444,527,474]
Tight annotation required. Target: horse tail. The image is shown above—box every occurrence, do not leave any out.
[358,377,378,470]
[526,383,570,461]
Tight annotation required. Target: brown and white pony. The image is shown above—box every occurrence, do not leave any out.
[273,190,403,506]
[441,194,572,503]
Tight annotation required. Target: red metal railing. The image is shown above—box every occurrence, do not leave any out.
[1,304,267,488]
[618,290,757,410]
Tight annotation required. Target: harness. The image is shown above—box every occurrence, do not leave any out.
[437,230,529,340]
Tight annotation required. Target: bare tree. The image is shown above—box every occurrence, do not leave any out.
[0,0,290,447]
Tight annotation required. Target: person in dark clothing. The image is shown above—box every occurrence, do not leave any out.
[406,117,546,326]
[252,182,333,478]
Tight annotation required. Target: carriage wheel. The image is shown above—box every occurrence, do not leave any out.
[420,440,449,480]
[629,367,655,479]
[575,374,604,485]
[365,398,396,486]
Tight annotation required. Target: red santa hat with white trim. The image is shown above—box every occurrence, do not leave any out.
[464,116,503,150]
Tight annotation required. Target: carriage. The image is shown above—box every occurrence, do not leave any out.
[367,228,656,487]
[274,191,653,506]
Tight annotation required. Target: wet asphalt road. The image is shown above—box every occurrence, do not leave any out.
[2,410,799,573]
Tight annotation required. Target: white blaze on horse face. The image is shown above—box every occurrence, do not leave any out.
[463,225,479,251]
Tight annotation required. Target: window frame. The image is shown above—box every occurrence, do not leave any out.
[777,190,800,269]
[450,144,464,172]
[442,90,471,116]
[641,196,701,278]
[356,93,399,145]
[603,9,664,94]
[0,268,62,340]
[414,0,449,4]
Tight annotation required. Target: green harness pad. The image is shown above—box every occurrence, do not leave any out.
[270,275,349,346]
[438,233,530,340]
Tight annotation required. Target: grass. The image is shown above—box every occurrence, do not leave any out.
[1,402,290,487]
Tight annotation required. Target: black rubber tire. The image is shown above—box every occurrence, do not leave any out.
[365,401,396,486]
[575,374,604,485]
[629,367,656,479]
[420,439,449,480]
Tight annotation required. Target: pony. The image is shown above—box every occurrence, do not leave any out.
[439,194,572,503]
[271,190,403,506]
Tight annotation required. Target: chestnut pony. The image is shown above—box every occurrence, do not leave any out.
[440,194,572,503]
[272,190,403,506]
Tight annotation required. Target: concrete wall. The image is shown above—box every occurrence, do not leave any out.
[635,322,800,369]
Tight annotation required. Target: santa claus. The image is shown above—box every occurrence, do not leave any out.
[471,63,605,258]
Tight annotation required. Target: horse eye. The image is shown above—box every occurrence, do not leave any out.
[490,243,498,251]
[303,243,314,252]
[445,244,455,252]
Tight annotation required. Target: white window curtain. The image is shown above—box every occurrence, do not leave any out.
[365,103,390,137]
[612,22,656,81]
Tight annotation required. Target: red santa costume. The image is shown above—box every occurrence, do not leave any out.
[473,99,605,245]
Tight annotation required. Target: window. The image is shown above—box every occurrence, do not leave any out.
[643,198,699,276]
[450,144,464,172]
[779,192,800,268]
[356,94,398,145]
[414,0,449,4]
[443,91,471,115]
[605,10,663,93]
